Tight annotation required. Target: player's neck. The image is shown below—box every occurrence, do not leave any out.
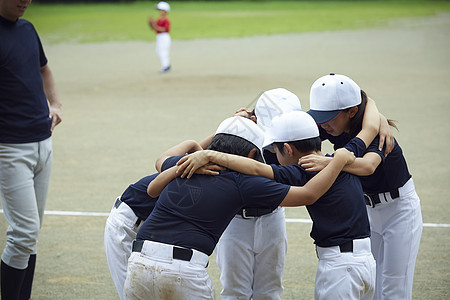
[297,150,322,160]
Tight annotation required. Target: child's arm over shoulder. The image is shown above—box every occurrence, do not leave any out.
[177,150,274,179]
[147,166,177,197]
[155,140,203,173]
[282,148,355,206]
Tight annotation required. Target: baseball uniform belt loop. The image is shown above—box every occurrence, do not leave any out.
[238,208,275,219]
[364,188,400,208]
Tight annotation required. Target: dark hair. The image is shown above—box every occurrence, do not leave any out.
[345,90,398,138]
[273,136,322,153]
[344,90,367,138]
[207,133,264,163]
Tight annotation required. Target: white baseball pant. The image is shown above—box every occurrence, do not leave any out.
[123,240,215,300]
[104,198,141,300]
[215,207,287,300]
[367,178,423,300]
[0,138,53,269]
[156,32,171,70]
[315,237,376,300]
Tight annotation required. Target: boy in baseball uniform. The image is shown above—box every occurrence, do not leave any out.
[104,175,159,300]
[218,88,302,299]
[104,135,213,299]
[148,1,171,73]
[305,73,423,299]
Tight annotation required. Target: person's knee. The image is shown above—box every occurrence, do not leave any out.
[7,220,40,254]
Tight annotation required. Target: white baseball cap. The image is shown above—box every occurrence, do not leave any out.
[155,1,170,12]
[263,111,319,150]
[308,73,361,124]
[215,116,265,151]
[254,88,302,132]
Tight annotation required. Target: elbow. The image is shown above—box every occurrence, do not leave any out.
[302,191,319,206]
[359,164,377,176]
[148,191,159,198]
[155,157,164,173]
[40,64,49,73]
[147,184,159,198]
[304,196,318,206]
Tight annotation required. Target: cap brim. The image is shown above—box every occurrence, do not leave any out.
[307,109,341,125]
[262,136,274,151]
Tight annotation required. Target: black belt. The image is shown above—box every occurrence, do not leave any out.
[114,197,122,208]
[238,208,274,219]
[132,240,193,262]
[338,240,353,253]
[364,188,400,208]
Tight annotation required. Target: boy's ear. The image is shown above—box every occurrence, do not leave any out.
[247,148,257,159]
[284,143,294,157]
[348,106,359,118]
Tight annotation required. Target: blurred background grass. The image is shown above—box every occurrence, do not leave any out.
[26,0,450,44]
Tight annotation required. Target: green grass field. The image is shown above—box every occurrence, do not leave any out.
[27,0,450,43]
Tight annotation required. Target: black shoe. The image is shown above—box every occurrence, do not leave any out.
[159,65,171,73]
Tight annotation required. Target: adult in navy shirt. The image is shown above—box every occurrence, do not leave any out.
[122,116,354,299]
[0,0,63,299]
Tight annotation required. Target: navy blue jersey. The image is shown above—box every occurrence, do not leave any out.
[120,174,159,221]
[344,136,411,194]
[0,16,51,143]
[320,127,412,194]
[137,155,290,255]
[271,164,370,247]
[238,149,281,211]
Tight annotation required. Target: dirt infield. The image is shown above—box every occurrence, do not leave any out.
[1,13,449,299]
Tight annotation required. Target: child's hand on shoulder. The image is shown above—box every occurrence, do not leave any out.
[334,148,356,165]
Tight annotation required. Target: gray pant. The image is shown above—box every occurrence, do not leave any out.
[0,137,53,269]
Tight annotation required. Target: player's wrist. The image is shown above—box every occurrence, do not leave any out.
[205,150,215,161]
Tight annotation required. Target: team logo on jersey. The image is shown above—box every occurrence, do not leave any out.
[166,177,203,208]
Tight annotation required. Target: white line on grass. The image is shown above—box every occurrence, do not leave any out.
[1,210,449,228]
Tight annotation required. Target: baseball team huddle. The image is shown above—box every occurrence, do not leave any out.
[104,74,423,300]
[0,0,424,299]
